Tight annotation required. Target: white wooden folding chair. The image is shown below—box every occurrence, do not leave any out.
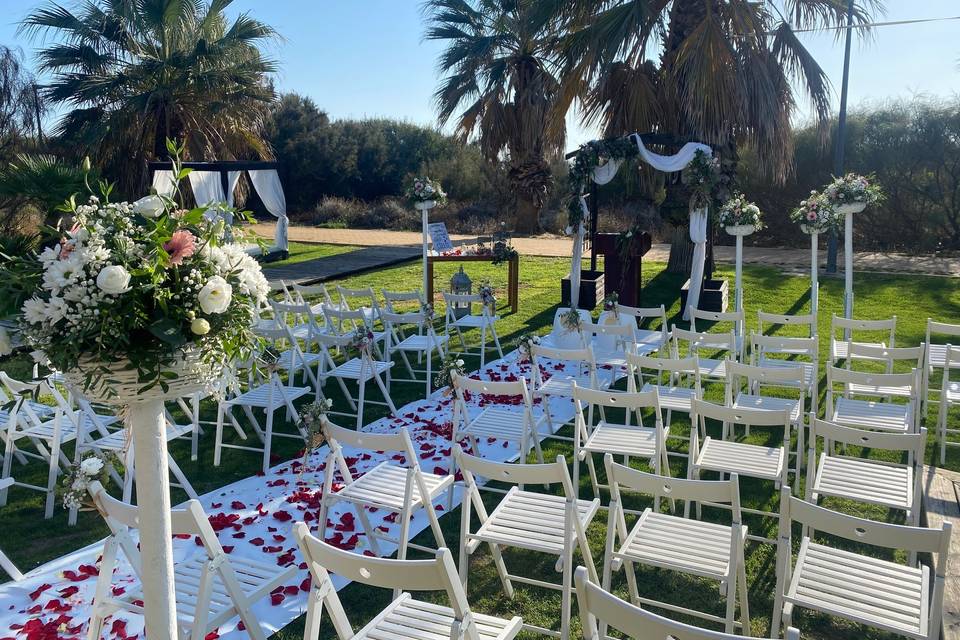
[572,385,669,500]
[455,446,600,640]
[575,566,799,640]
[318,418,453,567]
[337,284,383,326]
[757,310,817,342]
[937,344,960,463]
[443,291,504,368]
[258,321,324,399]
[626,353,702,435]
[289,281,338,315]
[86,481,295,640]
[829,314,897,367]
[382,309,448,396]
[689,399,791,543]
[749,333,820,417]
[295,522,523,640]
[691,309,747,360]
[923,319,960,415]
[671,326,739,382]
[316,328,398,429]
[322,304,388,348]
[826,365,918,434]
[585,321,636,387]
[602,457,749,635]
[600,304,670,356]
[529,342,603,439]
[382,288,427,350]
[772,487,951,640]
[450,373,543,482]
[0,477,23,582]
[214,367,311,473]
[271,299,328,354]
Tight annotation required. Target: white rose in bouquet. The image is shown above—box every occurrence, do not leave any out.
[190,318,211,335]
[96,265,132,295]
[198,276,232,314]
[79,456,104,476]
[132,194,166,219]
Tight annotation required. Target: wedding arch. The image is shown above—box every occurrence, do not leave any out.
[148,160,290,256]
[565,133,713,318]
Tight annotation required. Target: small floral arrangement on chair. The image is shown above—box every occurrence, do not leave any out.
[405,176,447,207]
[60,451,121,510]
[790,190,837,233]
[823,173,883,208]
[603,292,619,317]
[478,281,496,308]
[717,192,763,230]
[516,333,541,362]
[421,302,435,324]
[349,325,376,356]
[297,398,332,466]
[434,354,466,391]
[560,307,584,333]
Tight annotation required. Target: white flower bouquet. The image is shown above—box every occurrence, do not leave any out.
[2,143,269,398]
[790,190,838,232]
[516,333,541,362]
[434,354,466,390]
[59,451,120,510]
[405,176,447,206]
[478,281,496,308]
[823,173,883,207]
[717,192,763,230]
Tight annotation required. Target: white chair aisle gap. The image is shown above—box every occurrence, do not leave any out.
[603,457,750,635]
[294,523,523,640]
[86,481,295,640]
[455,446,600,640]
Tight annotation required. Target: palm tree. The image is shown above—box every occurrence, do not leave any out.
[424,0,564,233]
[21,0,278,196]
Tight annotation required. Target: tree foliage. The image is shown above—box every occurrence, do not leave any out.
[0,46,45,163]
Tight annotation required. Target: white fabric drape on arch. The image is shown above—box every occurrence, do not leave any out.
[151,170,177,198]
[249,169,289,251]
[683,208,709,320]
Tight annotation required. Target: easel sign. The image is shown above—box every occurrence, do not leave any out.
[428,222,453,253]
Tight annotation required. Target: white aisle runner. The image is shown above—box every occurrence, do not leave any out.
[0,350,592,639]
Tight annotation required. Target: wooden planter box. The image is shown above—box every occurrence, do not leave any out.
[680,278,728,314]
[561,270,605,310]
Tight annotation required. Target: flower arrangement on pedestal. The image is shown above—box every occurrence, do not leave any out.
[406,176,447,208]
[434,354,466,390]
[790,191,837,233]
[717,192,763,234]
[823,173,883,212]
[4,143,269,400]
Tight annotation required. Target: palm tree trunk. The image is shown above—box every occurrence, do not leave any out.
[513,195,540,233]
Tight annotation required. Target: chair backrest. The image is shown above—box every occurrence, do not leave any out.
[452,372,531,403]
[382,289,424,312]
[605,455,740,515]
[613,303,668,328]
[808,417,926,459]
[323,417,415,462]
[826,364,918,391]
[690,309,744,334]
[454,445,574,495]
[726,360,805,389]
[295,523,480,640]
[381,309,428,329]
[529,342,595,364]
[571,384,661,416]
[625,353,701,395]
[574,566,798,640]
[757,310,817,338]
[292,282,334,304]
[691,398,791,429]
[322,304,373,337]
[846,342,924,369]
[943,345,960,380]
[831,313,896,344]
[750,333,818,360]
[337,285,378,310]
[671,326,737,357]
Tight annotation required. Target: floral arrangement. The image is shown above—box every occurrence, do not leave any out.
[478,281,496,308]
[297,398,332,466]
[717,192,763,230]
[60,451,120,510]
[560,307,584,333]
[490,239,518,266]
[681,150,722,207]
[566,137,638,229]
[823,173,883,208]
[349,325,376,356]
[516,333,541,362]
[406,176,447,207]
[434,354,466,390]
[790,190,837,232]
[421,302,435,324]
[603,292,619,317]
[4,142,269,397]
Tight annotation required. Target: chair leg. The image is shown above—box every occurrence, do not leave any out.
[44,431,61,519]
[738,554,751,636]
[561,537,574,640]
[214,404,226,467]
[262,406,275,474]
[480,325,487,370]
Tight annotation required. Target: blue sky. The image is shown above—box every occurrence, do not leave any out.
[1,0,958,150]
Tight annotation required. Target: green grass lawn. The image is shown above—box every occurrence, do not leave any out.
[265,241,359,267]
[1,254,958,640]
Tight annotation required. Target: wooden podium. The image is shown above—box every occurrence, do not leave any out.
[592,232,652,307]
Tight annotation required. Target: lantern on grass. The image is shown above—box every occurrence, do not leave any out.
[450,266,472,318]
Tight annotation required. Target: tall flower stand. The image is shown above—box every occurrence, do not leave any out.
[416,200,437,300]
[838,201,866,329]
[801,225,819,316]
[725,224,755,335]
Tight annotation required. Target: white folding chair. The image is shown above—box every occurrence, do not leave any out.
[757,310,817,342]
[295,523,523,640]
[271,300,328,355]
[772,487,950,640]
[671,326,739,382]
[289,281,338,315]
[529,343,603,439]
[455,446,600,640]
[826,365,918,434]
[323,304,388,347]
[923,319,960,415]
[382,288,427,350]
[572,385,669,500]
[318,419,453,567]
[829,314,897,367]
[382,308,448,396]
[600,304,670,355]
[689,399,791,543]
[691,309,746,359]
[937,345,960,463]
[336,285,383,327]
[214,367,311,473]
[86,481,295,640]
[443,291,503,368]
[258,321,324,399]
[575,566,799,640]
[749,334,820,417]
[0,477,23,582]
[584,321,636,387]
[626,353,702,434]
[602,458,749,635]
[316,328,398,429]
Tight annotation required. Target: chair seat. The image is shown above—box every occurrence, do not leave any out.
[473,488,599,555]
[813,454,913,511]
[946,381,960,402]
[90,422,192,451]
[276,349,324,371]
[696,357,727,379]
[393,334,448,351]
[460,408,529,442]
[593,348,629,368]
[535,374,603,398]
[832,397,912,433]
[332,462,453,511]
[288,322,316,340]
[226,382,310,409]
[634,329,668,349]
[355,593,522,640]
[846,382,913,398]
[695,438,785,481]
[733,393,802,422]
[831,340,887,362]
[451,314,498,329]
[614,511,741,580]
[641,384,696,412]
[583,422,662,459]
[20,420,80,443]
[756,357,816,388]
[327,357,394,381]
[928,343,948,369]
[786,539,927,639]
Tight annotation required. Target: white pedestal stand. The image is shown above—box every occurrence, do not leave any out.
[838,202,866,335]
[801,226,819,316]
[725,224,755,335]
[416,200,436,301]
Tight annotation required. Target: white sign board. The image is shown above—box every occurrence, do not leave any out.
[428,222,453,252]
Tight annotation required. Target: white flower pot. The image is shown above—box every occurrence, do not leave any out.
[837,202,866,215]
[725,224,756,237]
[414,200,436,211]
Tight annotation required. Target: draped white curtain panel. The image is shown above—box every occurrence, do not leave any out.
[151,170,177,198]
[683,208,709,320]
[249,169,289,251]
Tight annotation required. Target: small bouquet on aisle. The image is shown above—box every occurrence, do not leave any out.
[560,307,584,334]
[406,176,447,208]
[434,354,466,391]
[349,325,377,356]
[717,192,763,234]
[823,173,883,213]
[516,333,541,362]
[297,398,333,466]
[790,190,837,233]
[603,292,620,318]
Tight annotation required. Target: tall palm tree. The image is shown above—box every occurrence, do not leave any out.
[424,0,564,233]
[21,0,278,196]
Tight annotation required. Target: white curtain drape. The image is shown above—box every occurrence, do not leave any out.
[226,171,242,207]
[188,171,224,206]
[631,135,713,172]
[569,196,592,308]
[249,169,289,251]
[683,208,709,320]
[151,170,177,198]
[591,160,621,185]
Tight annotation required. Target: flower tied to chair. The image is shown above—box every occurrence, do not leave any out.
[60,451,123,512]
[560,307,584,334]
[297,399,333,472]
[435,354,466,395]
[349,326,376,358]
[602,292,619,319]
[421,302,436,325]
[516,333,541,363]
[478,281,496,308]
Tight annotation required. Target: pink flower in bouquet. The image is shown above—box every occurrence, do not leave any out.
[164,230,197,266]
[807,212,817,221]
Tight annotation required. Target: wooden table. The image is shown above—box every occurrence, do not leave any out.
[426,254,520,314]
